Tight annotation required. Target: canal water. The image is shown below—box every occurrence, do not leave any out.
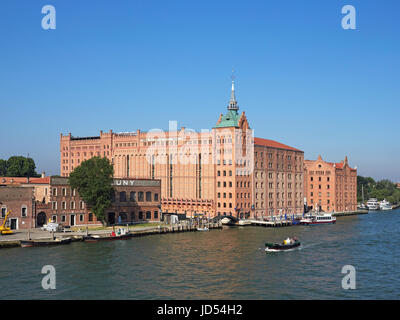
[1,208,399,300]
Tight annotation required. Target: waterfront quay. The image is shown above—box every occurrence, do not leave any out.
[0,209,372,248]
[0,220,223,249]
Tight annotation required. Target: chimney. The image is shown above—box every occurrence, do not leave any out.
[41,172,45,178]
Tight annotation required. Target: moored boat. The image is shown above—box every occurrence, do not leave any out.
[196,227,209,231]
[366,198,379,210]
[300,212,336,225]
[238,219,252,226]
[265,238,300,252]
[20,237,72,248]
[84,228,132,242]
[379,199,392,211]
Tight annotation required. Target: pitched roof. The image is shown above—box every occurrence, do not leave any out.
[0,177,51,185]
[215,110,241,128]
[254,137,302,152]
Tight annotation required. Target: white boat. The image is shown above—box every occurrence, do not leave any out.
[238,219,252,226]
[379,199,392,211]
[300,212,336,225]
[196,227,209,231]
[366,198,379,210]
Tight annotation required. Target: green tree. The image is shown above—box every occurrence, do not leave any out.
[68,157,114,225]
[0,159,7,176]
[6,156,39,177]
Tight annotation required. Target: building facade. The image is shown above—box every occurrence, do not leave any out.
[0,176,161,229]
[303,155,357,212]
[0,187,36,230]
[60,81,304,219]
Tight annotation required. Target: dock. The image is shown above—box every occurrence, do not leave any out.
[249,220,294,227]
[0,221,223,249]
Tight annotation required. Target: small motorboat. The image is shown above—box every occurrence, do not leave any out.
[20,237,72,248]
[196,226,209,232]
[265,238,300,253]
[84,228,132,242]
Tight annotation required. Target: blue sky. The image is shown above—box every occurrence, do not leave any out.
[0,0,399,181]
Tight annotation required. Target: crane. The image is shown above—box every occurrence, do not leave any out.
[0,210,14,235]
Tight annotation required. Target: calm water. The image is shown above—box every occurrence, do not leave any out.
[1,208,399,300]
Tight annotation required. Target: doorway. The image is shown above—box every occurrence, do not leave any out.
[70,214,75,226]
[37,212,46,227]
[10,218,18,230]
[108,212,115,225]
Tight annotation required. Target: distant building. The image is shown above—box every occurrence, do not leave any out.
[0,176,161,230]
[304,155,357,212]
[397,183,400,189]
[60,80,304,219]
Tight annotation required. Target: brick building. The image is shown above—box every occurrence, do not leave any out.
[303,155,357,212]
[49,177,161,226]
[0,176,161,229]
[0,187,36,230]
[60,80,304,219]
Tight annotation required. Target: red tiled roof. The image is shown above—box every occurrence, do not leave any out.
[0,177,50,185]
[326,162,356,171]
[254,137,302,152]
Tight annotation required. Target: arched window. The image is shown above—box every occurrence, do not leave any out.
[138,192,144,202]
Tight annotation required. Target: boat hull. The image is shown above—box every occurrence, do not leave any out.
[83,233,132,242]
[265,241,301,252]
[20,238,72,248]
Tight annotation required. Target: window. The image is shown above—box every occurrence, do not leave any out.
[21,206,27,217]
[89,213,93,222]
[146,211,151,219]
[1,207,7,218]
[154,193,159,201]
[120,192,127,202]
[62,188,66,196]
[130,191,136,201]
[138,192,144,202]
[80,201,84,209]
[52,201,57,210]
[146,192,152,201]
[139,211,143,220]
[70,201,75,209]
[61,215,66,222]
[79,214,84,222]
[154,211,158,219]
[119,213,127,222]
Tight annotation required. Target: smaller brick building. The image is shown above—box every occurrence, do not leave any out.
[0,176,161,229]
[304,155,357,213]
[49,177,161,226]
[0,187,36,230]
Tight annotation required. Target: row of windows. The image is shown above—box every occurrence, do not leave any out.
[217,202,251,209]
[52,201,85,210]
[115,191,159,202]
[52,211,159,223]
[1,206,27,218]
